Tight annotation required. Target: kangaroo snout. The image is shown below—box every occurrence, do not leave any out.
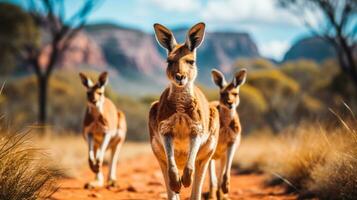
[174,73,187,86]
[175,73,185,81]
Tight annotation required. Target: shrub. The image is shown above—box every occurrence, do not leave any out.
[235,117,357,199]
[234,58,276,71]
[0,132,61,200]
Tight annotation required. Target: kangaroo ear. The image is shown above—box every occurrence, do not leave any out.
[211,69,227,89]
[185,22,205,51]
[98,71,108,87]
[79,72,93,88]
[233,68,247,87]
[153,23,177,52]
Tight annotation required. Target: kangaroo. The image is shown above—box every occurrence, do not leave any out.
[208,68,247,200]
[149,23,220,200]
[79,72,127,189]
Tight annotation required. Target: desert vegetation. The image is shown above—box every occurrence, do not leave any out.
[0,58,349,140]
[235,111,357,199]
[0,131,62,200]
[0,1,356,199]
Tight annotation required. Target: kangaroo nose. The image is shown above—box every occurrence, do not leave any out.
[175,73,185,81]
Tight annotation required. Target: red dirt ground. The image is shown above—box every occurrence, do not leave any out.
[51,154,297,200]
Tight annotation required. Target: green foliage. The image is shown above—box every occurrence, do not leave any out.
[240,85,268,113]
[234,58,276,71]
[0,3,39,75]
[248,69,300,100]
[281,59,320,91]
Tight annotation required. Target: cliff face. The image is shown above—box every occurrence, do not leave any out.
[84,24,165,77]
[84,24,259,76]
[39,23,261,94]
[39,32,106,70]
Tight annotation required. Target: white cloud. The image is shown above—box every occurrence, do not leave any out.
[259,40,290,60]
[148,0,201,12]
[200,0,300,28]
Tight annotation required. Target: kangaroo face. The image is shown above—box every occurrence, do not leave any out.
[211,69,247,110]
[79,72,108,106]
[166,44,196,87]
[220,85,240,109]
[154,22,205,88]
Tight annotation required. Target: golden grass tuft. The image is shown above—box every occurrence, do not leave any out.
[235,120,357,199]
[0,132,62,200]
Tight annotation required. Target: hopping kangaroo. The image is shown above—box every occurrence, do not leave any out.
[209,68,247,200]
[79,72,127,189]
[149,23,220,200]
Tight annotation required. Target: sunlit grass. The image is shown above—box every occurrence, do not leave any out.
[0,131,62,200]
[235,119,357,199]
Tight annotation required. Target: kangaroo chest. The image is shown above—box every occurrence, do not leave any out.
[159,89,204,137]
[84,107,118,143]
[157,89,206,166]
[213,108,241,159]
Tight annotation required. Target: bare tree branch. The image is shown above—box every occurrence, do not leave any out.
[276,0,357,88]
[22,0,103,124]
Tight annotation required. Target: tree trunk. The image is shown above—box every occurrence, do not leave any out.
[334,39,357,89]
[37,74,48,125]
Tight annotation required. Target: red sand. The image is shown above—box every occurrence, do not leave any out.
[51,154,297,200]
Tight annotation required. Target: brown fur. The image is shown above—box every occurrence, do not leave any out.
[149,23,219,200]
[80,72,127,189]
[209,68,247,200]
[211,102,241,160]
[149,86,219,165]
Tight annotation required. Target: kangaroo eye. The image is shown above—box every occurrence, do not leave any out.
[167,60,174,66]
[186,60,195,65]
[232,93,238,96]
[97,92,103,95]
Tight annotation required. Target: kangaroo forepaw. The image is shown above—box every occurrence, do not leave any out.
[221,175,230,194]
[107,179,117,188]
[88,159,99,173]
[84,180,103,189]
[168,167,181,193]
[208,187,218,200]
[217,188,230,200]
[181,167,193,187]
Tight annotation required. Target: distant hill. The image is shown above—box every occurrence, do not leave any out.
[39,23,261,95]
[283,36,336,62]
[84,23,165,78]
[83,23,260,84]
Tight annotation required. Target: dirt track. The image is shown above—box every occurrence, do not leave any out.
[52,154,297,200]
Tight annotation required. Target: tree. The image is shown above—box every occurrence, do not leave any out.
[277,0,357,88]
[21,0,101,124]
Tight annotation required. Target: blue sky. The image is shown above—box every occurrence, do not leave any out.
[9,0,311,61]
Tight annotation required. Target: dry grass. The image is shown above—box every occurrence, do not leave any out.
[235,121,357,199]
[0,132,62,200]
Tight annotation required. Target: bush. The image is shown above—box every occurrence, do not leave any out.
[281,59,320,92]
[235,116,357,199]
[234,58,276,71]
[0,132,61,200]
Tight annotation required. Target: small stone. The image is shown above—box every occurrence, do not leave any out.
[127,185,138,192]
[148,180,162,186]
[88,192,102,198]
